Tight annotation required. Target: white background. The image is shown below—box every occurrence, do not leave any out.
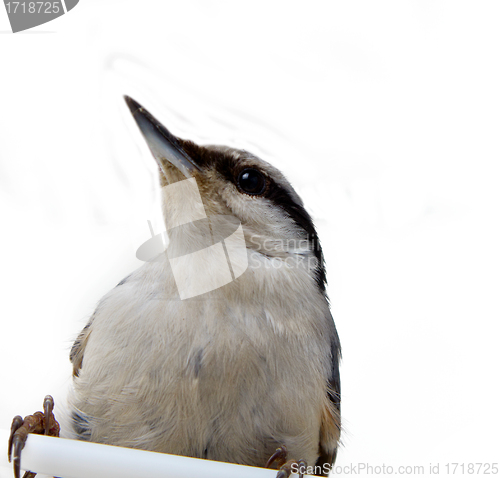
[1,1,499,477]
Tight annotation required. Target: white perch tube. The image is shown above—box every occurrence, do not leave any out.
[0,429,309,478]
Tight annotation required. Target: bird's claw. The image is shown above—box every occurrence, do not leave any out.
[8,416,23,463]
[266,445,288,469]
[266,446,307,478]
[295,459,307,478]
[8,395,60,478]
[275,459,307,478]
[43,395,55,436]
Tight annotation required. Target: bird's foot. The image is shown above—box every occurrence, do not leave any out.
[275,460,307,478]
[266,446,307,478]
[266,445,288,469]
[8,395,60,478]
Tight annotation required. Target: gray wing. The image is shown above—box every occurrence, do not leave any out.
[316,317,341,474]
[70,275,131,377]
[70,320,93,377]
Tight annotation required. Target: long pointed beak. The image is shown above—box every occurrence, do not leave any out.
[124,96,200,178]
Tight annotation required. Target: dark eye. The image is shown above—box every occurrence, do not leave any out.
[237,168,267,195]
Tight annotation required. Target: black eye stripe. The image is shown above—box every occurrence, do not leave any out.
[214,154,326,292]
[237,168,267,196]
[266,182,327,292]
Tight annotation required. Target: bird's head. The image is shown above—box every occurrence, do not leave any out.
[125,96,326,296]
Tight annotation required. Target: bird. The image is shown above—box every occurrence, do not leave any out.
[9,96,341,478]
